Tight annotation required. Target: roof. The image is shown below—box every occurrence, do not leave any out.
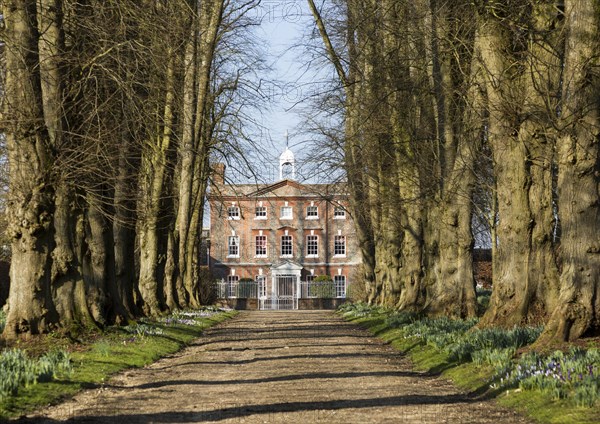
[208,179,348,200]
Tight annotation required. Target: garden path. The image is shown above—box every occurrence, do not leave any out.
[25,311,530,423]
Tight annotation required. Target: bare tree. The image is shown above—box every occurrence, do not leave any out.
[477,1,563,328]
[1,0,59,337]
[538,0,600,342]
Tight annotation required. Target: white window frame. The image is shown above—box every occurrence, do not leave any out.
[334,275,347,298]
[306,235,319,257]
[227,205,240,220]
[227,236,240,258]
[306,205,318,219]
[334,235,346,257]
[280,206,293,220]
[281,235,293,257]
[257,275,267,298]
[334,207,346,219]
[255,235,267,258]
[227,275,239,298]
[255,206,267,220]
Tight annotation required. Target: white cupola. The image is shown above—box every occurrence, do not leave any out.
[279,131,296,180]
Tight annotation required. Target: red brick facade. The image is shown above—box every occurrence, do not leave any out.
[207,168,361,300]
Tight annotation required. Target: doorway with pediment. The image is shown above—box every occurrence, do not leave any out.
[259,261,302,310]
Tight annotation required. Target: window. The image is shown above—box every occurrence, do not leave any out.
[334,275,347,298]
[280,206,293,219]
[257,275,266,298]
[281,235,293,257]
[228,206,240,220]
[255,206,267,219]
[334,235,346,256]
[306,205,318,219]
[334,207,346,219]
[227,275,239,298]
[255,235,267,257]
[228,236,239,257]
[306,235,318,257]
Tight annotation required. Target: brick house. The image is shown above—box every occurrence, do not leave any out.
[207,147,361,309]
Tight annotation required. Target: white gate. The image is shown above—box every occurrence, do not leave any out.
[260,274,298,310]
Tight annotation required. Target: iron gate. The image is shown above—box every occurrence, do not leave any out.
[259,274,298,310]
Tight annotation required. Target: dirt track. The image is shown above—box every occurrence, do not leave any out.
[22,311,530,423]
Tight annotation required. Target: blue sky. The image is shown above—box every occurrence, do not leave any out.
[255,1,313,170]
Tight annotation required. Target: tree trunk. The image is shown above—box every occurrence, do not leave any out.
[538,0,600,342]
[113,147,139,317]
[396,173,425,311]
[307,0,377,303]
[2,0,59,338]
[477,3,563,327]
[176,0,224,305]
[163,228,181,310]
[137,51,177,316]
[51,185,94,328]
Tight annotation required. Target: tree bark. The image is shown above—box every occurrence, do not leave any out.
[478,3,562,327]
[308,0,377,302]
[113,145,139,317]
[2,0,59,338]
[176,0,224,306]
[538,0,600,342]
[137,50,177,316]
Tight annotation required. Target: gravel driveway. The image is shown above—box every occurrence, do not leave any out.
[23,310,530,423]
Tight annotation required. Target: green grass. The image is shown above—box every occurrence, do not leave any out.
[340,303,600,424]
[498,388,600,424]
[0,309,236,420]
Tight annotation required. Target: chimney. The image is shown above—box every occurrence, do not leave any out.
[213,163,226,186]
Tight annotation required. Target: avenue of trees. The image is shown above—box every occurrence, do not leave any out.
[0,0,597,347]
[0,0,261,338]
[308,0,599,343]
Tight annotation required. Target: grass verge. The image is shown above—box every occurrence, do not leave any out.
[0,308,236,421]
[340,303,599,424]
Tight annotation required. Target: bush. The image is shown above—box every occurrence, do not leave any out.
[310,276,335,299]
